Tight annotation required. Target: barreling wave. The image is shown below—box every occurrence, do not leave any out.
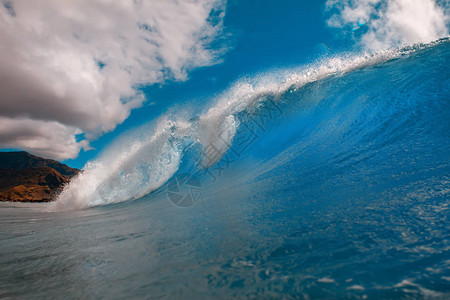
[51,38,450,210]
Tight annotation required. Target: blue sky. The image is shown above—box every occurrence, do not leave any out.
[1,0,448,169]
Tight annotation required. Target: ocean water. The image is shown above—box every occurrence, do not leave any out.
[1,39,449,299]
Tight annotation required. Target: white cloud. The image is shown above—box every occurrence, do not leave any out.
[0,117,90,160]
[326,0,449,50]
[0,0,227,160]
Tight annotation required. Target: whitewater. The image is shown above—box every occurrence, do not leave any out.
[1,39,449,298]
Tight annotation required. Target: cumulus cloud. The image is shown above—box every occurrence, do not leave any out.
[0,0,227,160]
[0,117,89,160]
[326,0,449,50]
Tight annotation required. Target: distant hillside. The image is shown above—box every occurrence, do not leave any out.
[0,151,79,176]
[0,151,80,202]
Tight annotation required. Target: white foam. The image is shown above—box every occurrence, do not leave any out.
[318,277,336,283]
[50,117,186,210]
[347,285,365,291]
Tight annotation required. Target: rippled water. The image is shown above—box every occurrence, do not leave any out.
[1,40,449,299]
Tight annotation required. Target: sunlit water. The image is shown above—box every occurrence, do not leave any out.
[1,40,449,299]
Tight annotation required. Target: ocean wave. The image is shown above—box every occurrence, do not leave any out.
[51,38,449,210]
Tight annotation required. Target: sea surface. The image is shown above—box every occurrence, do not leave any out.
[1,39,449,299]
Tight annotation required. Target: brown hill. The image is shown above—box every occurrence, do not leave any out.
[0,151,80,202]
[0,151,79,176]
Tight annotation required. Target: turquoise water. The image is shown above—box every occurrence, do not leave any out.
[1,40,449,299]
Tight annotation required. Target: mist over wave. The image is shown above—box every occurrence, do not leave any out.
[52,38,449,211]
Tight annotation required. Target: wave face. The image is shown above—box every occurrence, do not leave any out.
[3,39,449,299]
[53,39,449,211]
